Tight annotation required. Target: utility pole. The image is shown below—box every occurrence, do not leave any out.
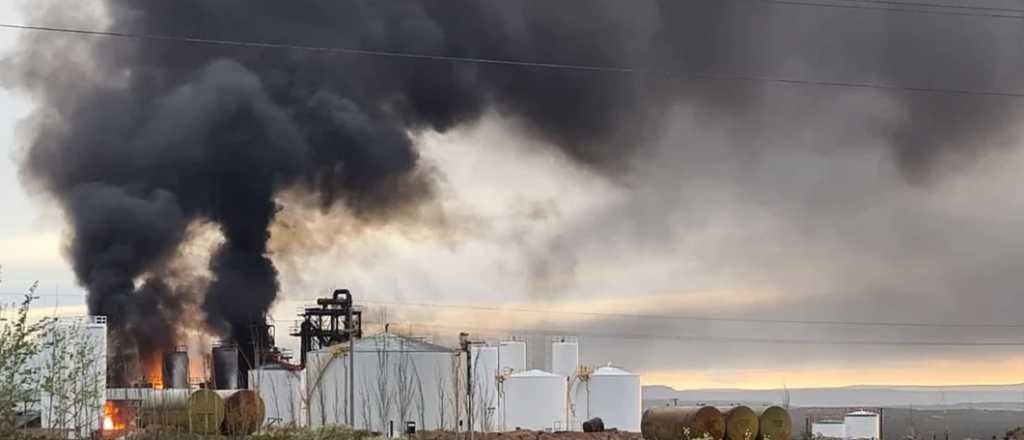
[460,332,474,440]
[349,328,355,426]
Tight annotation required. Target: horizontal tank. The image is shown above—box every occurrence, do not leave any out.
[721,406,759,440]
[162,350,189,389]
[642,406,725,440]
[584,365,641,432]
[216,389,266,435]
[503,369,567,431]
[754,406,792,440]
[140,389,225,435]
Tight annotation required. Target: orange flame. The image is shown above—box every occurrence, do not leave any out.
[102,401,125,432]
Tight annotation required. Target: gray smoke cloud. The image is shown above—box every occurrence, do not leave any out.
[5,0,1023,382]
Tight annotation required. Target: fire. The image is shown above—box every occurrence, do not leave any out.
[145,358,164,389]
[103,415,115,431]
[102,401,126,432]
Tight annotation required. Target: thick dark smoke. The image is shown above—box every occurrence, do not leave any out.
[5,0,1020,378]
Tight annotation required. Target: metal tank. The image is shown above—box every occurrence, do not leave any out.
[249,365,304,427]
[470,344,500,431]
[551,337,579,377]
[216,389,266,435]
[812,420,846,439]
[754,406,792,440]
[140,389,225,435]
[213,345,240,389]
[162,350,189,389]
[844,411,880,440]
[582,365,641,432]
[502,369,567,431]
[498,339,527,373]
[721,406,760,440]
[642,406,726,440]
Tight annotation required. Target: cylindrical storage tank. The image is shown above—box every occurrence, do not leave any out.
[844,411,880,440]
[754,406,792,440]
[162,351,189,389]
[498,340,527,373]
[249,366,304,427]
[551,338,578,377]
[140,389,225,435]
[721,406,760,440]
[584,366,641,432]
[503,370,567,431]
[642,406,725,440]
[213,345,239,390]
[812,420,846,439]
[470,345,499,431]
[216,389,266,435]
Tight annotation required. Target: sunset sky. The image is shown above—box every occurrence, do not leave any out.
[4,1,1024,392]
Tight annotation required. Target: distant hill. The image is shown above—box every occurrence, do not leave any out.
[642,384,1024,408]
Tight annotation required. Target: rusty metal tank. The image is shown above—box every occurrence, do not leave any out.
[721,406,760,440]
[216,389,266,435]
[161,350,189,389]
[642,406,725,440]
[212,345,239,389]
[754,406,792,440]
[140,389,225,435]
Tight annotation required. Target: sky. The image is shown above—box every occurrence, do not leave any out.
[5,1,1024,391]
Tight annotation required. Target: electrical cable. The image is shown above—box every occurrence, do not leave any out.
[2,22,1024,100]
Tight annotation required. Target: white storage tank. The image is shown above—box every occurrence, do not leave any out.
[470,344,500,432]
[33,316,107,437]
[307,333,457,432]
[581,365,641,432]
[551,337,579,377]
[503,370,567,431]
[498,339,527,373]
[844,411,879,440]
[249,364,305,427]
[812,420,846,439]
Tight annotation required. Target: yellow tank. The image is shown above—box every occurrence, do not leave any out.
[140,389,225,435]
[754,406,792,440]
[642,406,725,440]
[721,406,760,440]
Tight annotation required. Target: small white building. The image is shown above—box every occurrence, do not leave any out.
[502,370,567,431]
[812,420,846,439]
[844,411,880,440]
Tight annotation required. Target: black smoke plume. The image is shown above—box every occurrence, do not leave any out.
[5,1,1018,377]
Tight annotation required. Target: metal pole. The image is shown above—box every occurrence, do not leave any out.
[467,342,473,440]
[349,330,355,426]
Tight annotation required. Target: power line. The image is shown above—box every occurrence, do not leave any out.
[764,0,1024,19]
[829,0,1024,14]
[3,22,1024,100]
[402,321,1024,347]
[358,299,1024,329]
